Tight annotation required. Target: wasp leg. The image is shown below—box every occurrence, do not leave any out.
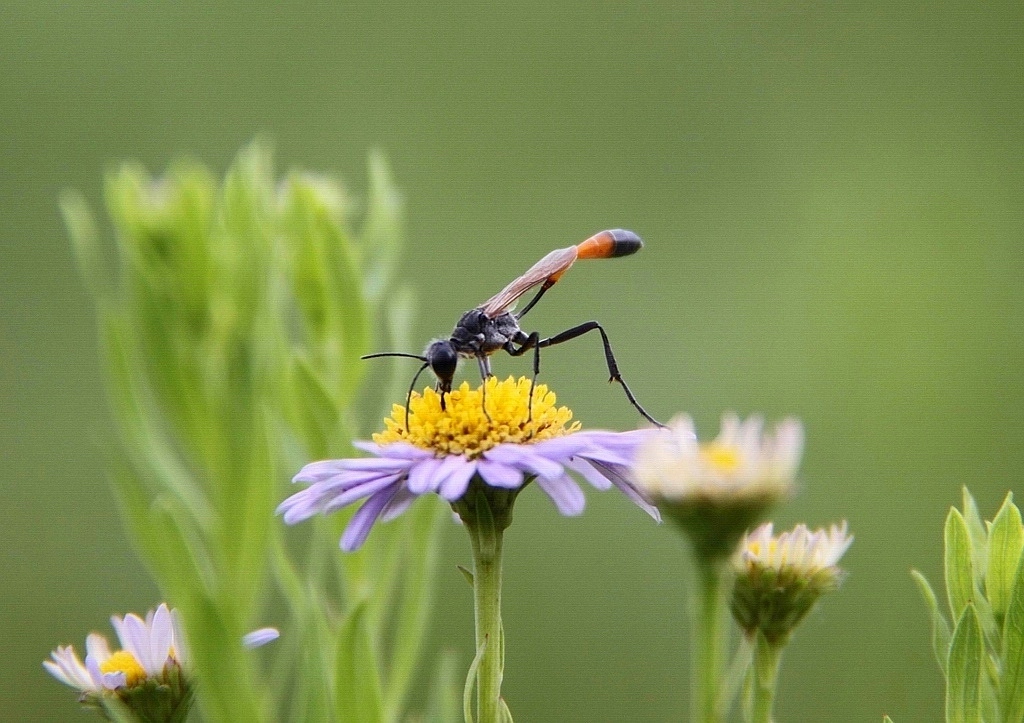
[477,355,493,422]
[537,321,664,427]
[504,331,542,422]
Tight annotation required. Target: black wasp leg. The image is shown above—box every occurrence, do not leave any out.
[504,331,542,422]
[537,321,664,427]
[477,355,493,421]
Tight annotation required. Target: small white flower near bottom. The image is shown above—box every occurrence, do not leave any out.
[44,603,278,722]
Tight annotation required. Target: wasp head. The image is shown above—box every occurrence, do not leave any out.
[425,340,458,406]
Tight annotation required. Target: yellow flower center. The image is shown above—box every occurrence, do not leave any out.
[373,376,580,458]
[99,650,147,687]
[701,443,742,473]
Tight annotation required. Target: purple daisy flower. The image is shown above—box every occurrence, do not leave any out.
[277,377,659,551]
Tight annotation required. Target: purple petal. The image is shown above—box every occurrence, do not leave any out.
[119,614,151,671]
[351,441,384,455]
[291,460,349,483]
[565,458,612,490]
[535,475,586,516]
[574,447,633,467]
[407,457,443,494]
[341,483,402,551]
[322,474,407,515]
[439,458,477,501]
[149,604,174,674]
[279,470,405,524]
[242,628,280,648]
[588,460,660,521]
[528,435,596,458]
[357,442,433,460]
[477,459,524,489]
[333,457,416,473]
[277,469,390,515]
[380,486,419,522]
[43,660,74,688]
[86,654,125,690]
[485,444,565,480]
[278,489,327,523]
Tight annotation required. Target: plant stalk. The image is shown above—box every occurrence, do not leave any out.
[467,514,505,723]
[749,634,782,723]
[692,558,728,723]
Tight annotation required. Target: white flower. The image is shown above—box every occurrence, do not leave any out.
[731,522,853,643]
[633,413,803,502]
[736,521,853,580]
[44,603,182,693]
[630,413,803,560]
[44,603,278,696]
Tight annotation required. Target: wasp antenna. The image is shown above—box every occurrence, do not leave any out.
[404,362,430,431]
[362,352,429,362]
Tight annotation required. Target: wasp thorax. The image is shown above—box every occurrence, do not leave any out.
[426,340,458,387]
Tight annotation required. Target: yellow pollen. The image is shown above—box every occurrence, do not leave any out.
[99,650,147,687]
[373,376,580,457]
[701,443,742,473]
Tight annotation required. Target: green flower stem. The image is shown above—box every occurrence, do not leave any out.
[749,634,783,723]
[692,558,729,723]
[455,479,517,723]
[467,516,505,723]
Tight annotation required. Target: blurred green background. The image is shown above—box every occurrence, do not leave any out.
[3,2,1022,720]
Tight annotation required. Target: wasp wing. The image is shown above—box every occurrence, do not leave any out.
[477,245,579,318]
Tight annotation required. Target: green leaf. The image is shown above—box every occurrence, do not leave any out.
[987,492,1023,624]
[361,149,404,302]
[381,284,418,414]
[946,508,976,622]
[912,570,952,676]
[60,190,106,296]
[883,717,895,723]
[289,355,340,459]
[336,602,384,723]
[499,697,515,723]
[947,604,983,723]
[383,498,446,722]
[424,650,461,723]
[962,487,989,589]
[463,638,488,723]
[1001,553,1024,723]
[458,565,475,588]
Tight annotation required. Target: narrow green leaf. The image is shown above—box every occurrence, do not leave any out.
[883,717,895,723]
[458,565,475,588]
[289,355,340,459]
[381,284,418,414]
[1001,553,1024,723]
[463,639,488,723]
[184,593,265,723]
[384,498,446,722]
[912,570,952,676]
[947,604,983,723]
[361,149,404,302]
[987,492,1023,623]
[336,603,384,723]
[962,488,989,589]
[499,697,515,723]
[946,509,976,622]
[60,190,106,296]
[424,650,461,723]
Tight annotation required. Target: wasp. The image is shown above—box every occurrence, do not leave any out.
[365,229,662,428]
